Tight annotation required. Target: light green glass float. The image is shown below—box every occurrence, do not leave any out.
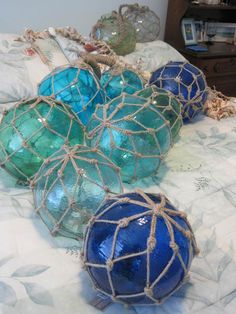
[91,11,136,56]
[0,97,84,184]
[136,86,183,140]
[119,3,161,43]
[31,145,123,240]
[38,64,106,126]
[101,68,144,101]
[86,94,171,183]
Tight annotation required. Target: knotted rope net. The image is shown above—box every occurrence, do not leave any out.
[31,145,123,240]
[0,96,84,184]
[82,189,199,306]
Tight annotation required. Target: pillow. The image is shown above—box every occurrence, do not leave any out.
[122,40,186,73]
[0,33,69,107]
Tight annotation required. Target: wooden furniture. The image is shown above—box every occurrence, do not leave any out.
[164,0,236,96]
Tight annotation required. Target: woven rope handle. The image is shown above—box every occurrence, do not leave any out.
[119,3,149,16]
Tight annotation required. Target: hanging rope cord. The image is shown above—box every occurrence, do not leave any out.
[82,189,199,306]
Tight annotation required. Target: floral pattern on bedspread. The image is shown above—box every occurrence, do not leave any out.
[0,114,236,314]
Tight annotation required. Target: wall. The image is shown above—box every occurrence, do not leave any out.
[1,0,168,39]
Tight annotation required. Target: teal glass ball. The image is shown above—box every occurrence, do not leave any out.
[86,94,171,183]
[38,65,105,125]
[82,190,199,305]
[101,69,143,101]
[0,97,84,184]
[136,86,183,140]
[32,145,123,240]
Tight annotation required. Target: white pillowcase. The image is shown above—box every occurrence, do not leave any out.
[122,40,186,73]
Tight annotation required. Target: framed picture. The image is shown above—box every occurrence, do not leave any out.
[206,22,236,42]
[181,18,197,45]
[195,20,205,42]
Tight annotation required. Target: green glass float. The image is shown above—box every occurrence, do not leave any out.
[32,145,123,240]
[0,97,84,184]
[136,86,183,140]
[119,3,161,43]
[86,94,171,183]
[38,65,105,126]
[101,68,143,101]
[91,11,136,56]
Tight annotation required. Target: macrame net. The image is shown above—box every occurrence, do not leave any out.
[38,64,105,125]
[86,94,172,183]
[31,145,123,240]
[119,3,161,43]
[0,96,84,184]
[136,85,183,140]
[82,189,199,306]
[149,61,208,122]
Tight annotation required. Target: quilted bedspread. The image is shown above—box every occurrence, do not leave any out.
[0,113,236,314]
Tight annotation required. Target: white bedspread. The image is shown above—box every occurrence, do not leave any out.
[0,113,236,314]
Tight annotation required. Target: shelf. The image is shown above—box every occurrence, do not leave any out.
[179,42,236,58]
[189,4,236,10]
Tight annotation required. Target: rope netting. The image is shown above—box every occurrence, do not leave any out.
[150,61,208,121]
[82,189,199,306]
[31,145,123,240]
[119,3,161,43]
[86,94,172,183]
[0,96,84,184]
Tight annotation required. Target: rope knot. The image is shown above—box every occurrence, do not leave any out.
[106,259,114,271]
[119,218,129,228]
[147,236,156,251]
[169,241,179,253]
[144,287,153,297]
[87,215,96,228]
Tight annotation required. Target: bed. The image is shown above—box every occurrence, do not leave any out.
[0,31,236,314]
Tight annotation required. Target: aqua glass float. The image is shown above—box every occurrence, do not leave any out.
[91,11,136,56]
[119,3,160,43]
[101,68,143,101]
[32,145,123,240]
[82,190,199,306]
[149,61,208,122]
[38,65,105,125]
[86,94,171,183]
[136,86,183,140]
[0,97,84,184]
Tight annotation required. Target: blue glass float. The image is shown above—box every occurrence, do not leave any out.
[149,61,208,122]
[136,85,183,141]
[86,94,171,183]
[32,145,123,240]
[82,190,199,306]
[38,65,105,125]
[101,69,143,101]
[0,97,84,184]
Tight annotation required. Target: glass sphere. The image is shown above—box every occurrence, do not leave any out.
[32,145,123,240]
[82,191,198,305]
[38,65,105,125]
[0,97,84,184]
[120,4,160,43]
[101,68,143,101]
[86,94,171,183]
[149,61,208,122]
[136,86,183,140]
[91,12,136,56]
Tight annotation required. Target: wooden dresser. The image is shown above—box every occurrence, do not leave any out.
[164,0,236,96]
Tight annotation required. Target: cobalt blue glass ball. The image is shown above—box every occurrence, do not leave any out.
[149,61,208,122]
[38,65,105,125]
[82,191,198,305]
[101,69,143,101]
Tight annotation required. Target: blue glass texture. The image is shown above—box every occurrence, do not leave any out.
[85,193,195,304]
[101,69,143,100]
[149,61,208,122]
[86,95,171,183]
[38,66,105,125]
